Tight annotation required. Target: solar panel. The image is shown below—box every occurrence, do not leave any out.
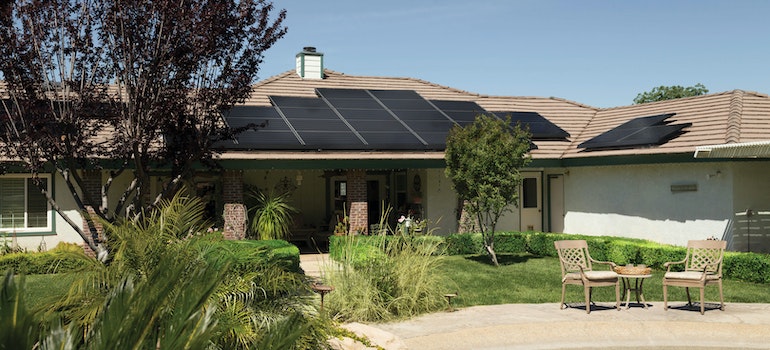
[270,96,329,108]
[222,106,284,128]
[219,90,570,151]
[493,111,570,140]
[315,88,372,99]
[223,130,304,150]
[579,113,690,150]
[429,102,486,124]
[369,89,423,100]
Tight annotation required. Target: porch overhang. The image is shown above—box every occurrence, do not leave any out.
[215,150,447,169]
[694,141,770,159]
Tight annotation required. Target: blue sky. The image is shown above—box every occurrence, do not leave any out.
[257,0,770,108]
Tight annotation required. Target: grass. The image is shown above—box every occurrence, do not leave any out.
[439,253,770,308]
[19,251,770,322]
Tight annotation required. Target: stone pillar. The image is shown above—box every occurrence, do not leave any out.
[222,170,246,240]
[347,169,367,235]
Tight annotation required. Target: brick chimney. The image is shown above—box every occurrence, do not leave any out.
[296,46,324,79]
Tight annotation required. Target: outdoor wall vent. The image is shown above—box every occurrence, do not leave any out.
[670,183,698,193]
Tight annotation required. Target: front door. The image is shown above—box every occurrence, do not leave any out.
[548,174,565,233]
[520,172,542,231]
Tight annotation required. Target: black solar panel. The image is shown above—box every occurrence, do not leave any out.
[223,130,303,150]
[315,88,371,99]
[220,91,570,151]
[270,96,329,108]
[493,111,570,140]
[369,89,423,100]
[429,100,488,124]
[579,113,690,150]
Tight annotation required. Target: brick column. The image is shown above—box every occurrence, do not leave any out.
[347,169,367,235]
[222,170,246,240]
[80,170,103,257]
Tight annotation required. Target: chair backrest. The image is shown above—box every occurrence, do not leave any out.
[554,240,593,276]
[684,240,727,275]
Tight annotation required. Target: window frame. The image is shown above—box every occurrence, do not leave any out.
[0,174,54,236]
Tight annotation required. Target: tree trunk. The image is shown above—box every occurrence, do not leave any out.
[485,243,499,266]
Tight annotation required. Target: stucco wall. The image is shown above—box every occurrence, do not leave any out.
[563,162,733,247]
[729,162,770,252]
[424,168,458,235]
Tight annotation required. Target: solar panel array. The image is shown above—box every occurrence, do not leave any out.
[491,111,570,140]
[578,113,691,150]
[219,88,570,150]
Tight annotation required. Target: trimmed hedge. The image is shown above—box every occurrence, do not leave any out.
[0,243,91,274]
[0,239,301,275]
[443,231,770,284]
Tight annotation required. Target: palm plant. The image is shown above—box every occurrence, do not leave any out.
[33,190,322,349]
[247,189,298,240]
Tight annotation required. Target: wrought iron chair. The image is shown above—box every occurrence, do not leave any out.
[554,240,620,313]
[662,239,726,315]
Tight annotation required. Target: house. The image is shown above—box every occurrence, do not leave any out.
[6,47,770,253]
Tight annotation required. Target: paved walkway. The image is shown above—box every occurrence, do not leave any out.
[300,254,770,349]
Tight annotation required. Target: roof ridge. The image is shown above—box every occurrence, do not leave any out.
[253,70,295,87]
[324,69,484,97]
[559,109,600,158]
[725,89,745,143]
[597,89,742,111]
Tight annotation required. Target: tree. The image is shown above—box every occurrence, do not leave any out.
[0,0,286,259]
[444,115,532,266]
[633,83,709,104]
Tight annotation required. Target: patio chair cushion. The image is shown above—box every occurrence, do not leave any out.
[565,270,618,281]
[664,271,720,281]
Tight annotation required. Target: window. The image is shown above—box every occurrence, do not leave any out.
[0,176,50,231]
[522,177,538,208]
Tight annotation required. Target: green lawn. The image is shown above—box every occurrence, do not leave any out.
[21,252,770,313]
[439,253,770,308]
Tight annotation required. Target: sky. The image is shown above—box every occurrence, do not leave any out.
[257,0,770,108]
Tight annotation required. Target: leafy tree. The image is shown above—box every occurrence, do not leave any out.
[444,115,532,266]
[633,83,709,104]
[0,0,286,259]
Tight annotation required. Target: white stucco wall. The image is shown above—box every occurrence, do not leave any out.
[563,162,733,247]
[424,168,458,235]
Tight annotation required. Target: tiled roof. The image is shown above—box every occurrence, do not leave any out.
[247,69,599,159]
[564,90,770,159]
[248,69,770,161]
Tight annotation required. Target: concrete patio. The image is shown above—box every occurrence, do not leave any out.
[300,253,770,349]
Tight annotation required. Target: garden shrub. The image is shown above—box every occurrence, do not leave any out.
[494,232,528,254]
[326,234,446,322]
[444,233,483,255]
[605,240,640,266]
[0,242,91,274]
[442,230,770,284]
[723,252,770,284]
[202,238,301,273]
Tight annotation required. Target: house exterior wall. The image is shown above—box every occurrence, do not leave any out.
[424,168,458,235]
[242,169,328,232]
[563,162,733,247]
[729,161,770,252]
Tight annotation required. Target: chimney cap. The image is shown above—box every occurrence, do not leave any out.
[303,46,317,53]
